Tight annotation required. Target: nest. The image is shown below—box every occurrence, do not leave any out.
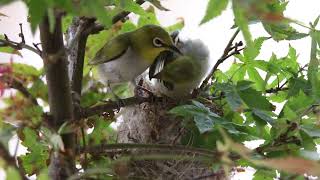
[115,97,226,179]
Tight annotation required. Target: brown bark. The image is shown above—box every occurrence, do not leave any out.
[39,14,75,179]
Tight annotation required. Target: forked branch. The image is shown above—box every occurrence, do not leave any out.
[0,23,42,56]
[200,29,243,90]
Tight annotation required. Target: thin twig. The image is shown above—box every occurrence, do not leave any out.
[0,38,41,56]
[0,74,38,105]
[265,64,308,94]
[81,127,88,169]
[0,24,41,56]
[18,23,25,44]
[32,43,42,56]
[80,96,164,118]
[265,87,289,93]
[200,29,242,90]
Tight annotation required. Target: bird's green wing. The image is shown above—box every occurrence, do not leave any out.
[154,56,200,84]
[89,34,130,65]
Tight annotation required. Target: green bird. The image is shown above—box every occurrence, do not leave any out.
[150,38,210,98]
[89,25,181,98]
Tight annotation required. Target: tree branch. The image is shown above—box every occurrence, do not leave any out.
[80,96,164,119]
[80,143,220,159]
[200,29,242,90]
[265,87,289,93]
[0,74,38,105]
[0,142,28,180]
[0,24,42,56]
[39,13,75,178]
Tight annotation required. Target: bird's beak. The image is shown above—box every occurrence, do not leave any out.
[163,44,182,55]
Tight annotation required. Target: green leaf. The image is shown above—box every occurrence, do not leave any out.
[12,63,42,77]
[263,22,308,41]
[252,109,275,125]
[225,63,246,82]
[117,0,146,15]
[247,66,265,91]
[253,169,276,180]
[215,83,244,112]
[200,0,229,25]
[29,79,48,101]
[301,125,320,138]
[268,91,287,103]
[18,127,49,175]
[145,0,169,11]
[237,81,274,111]
[119,21,137,34]
[80,0,113,28]
[53,0,74,12]
[280,91,314,119]
[170,101,240,134]
[0,46,22,57]
[137,6,160,27]
[313,15,320,27]
[287,77,310,98]
[22,105,43,125]
[165,18,185,33]
[300,130,317,151]
[193,115,214,133]
[26,0,48,33]
[243,37,269,61]
[170,101,219,119]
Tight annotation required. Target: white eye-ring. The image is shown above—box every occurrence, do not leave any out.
[153,37,163,47]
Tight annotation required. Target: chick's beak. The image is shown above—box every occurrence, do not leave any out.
[163,44,182,55]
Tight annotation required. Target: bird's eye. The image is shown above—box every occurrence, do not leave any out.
[153,37,163,47]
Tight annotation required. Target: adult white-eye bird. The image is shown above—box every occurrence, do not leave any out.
[149,38,210,99]
[89,25,181,98]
